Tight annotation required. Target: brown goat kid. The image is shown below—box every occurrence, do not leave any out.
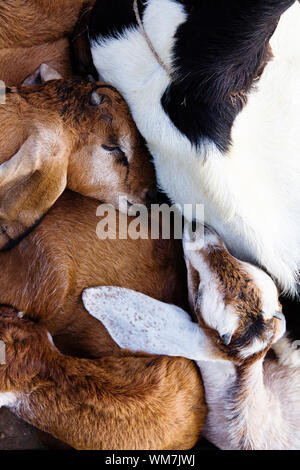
[0,308,204,450]
[0,191,188,358]
[0,67,156,250]
[0,192,205,449]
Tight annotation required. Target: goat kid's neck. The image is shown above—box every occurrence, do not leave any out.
[199,358,283,450]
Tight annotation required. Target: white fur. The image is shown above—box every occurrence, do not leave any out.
[0,392,17,408]
[91,1,300,294]
[243,263,281,320]
[186,250,239,339]
[273,336,300,368]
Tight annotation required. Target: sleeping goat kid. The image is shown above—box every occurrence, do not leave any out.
[0,296,204,450]
[75,0,300,295]
[0,64,156,250]
[83,225,300,450]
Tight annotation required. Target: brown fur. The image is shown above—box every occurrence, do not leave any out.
[0,39,72,87]
[0,0,91,86]
[0,78,156,250]
[0,311,205,450]
[0,193,206,449]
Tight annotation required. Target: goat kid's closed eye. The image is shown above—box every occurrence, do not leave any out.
[102,145,129,167]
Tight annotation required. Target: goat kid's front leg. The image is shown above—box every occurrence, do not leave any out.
[0,308,58,407]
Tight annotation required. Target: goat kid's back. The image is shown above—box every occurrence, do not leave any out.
[0,190,188,357]
[0,0,92,85]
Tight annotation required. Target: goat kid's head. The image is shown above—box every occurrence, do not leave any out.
[0,64,156,250]
[183,223,286,363]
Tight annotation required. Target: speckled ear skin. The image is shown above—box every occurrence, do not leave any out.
[83,286,208,360]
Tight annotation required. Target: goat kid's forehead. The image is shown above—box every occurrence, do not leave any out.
[19,78,130,125]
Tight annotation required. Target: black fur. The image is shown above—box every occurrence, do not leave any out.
[87,0,295,152]
[162,0,295,151]
[280,295,300,343]
[88,0,146,43]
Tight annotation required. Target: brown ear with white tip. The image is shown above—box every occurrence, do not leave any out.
[0,128,69,250]
[22,63,63,87]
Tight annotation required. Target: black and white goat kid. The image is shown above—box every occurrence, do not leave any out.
[74,0,300,295]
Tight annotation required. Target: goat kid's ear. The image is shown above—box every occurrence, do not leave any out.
[22,63,63,87]
[0,128,69,250]
[82,286,204,360]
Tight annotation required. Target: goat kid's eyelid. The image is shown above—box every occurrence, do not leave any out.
[102,145,121,152]
[101,145,129,166]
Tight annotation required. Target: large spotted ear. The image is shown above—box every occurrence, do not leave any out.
[0,128,69,250]
[82,286,208,360]
[22,63,63,87]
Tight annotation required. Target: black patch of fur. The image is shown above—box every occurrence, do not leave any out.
[88,0,146,43]
[162,0,295,151]
[280,294,300,343]
[71,2,99,79]
[232,314,265,351]
[83,0,294,152]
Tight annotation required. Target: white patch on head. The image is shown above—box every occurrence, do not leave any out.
[185,249,239,340]
[82,286,209,361]
[0,392,17,408]
[243,263,280,320]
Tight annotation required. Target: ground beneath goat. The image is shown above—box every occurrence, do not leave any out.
[0,408,45,450]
